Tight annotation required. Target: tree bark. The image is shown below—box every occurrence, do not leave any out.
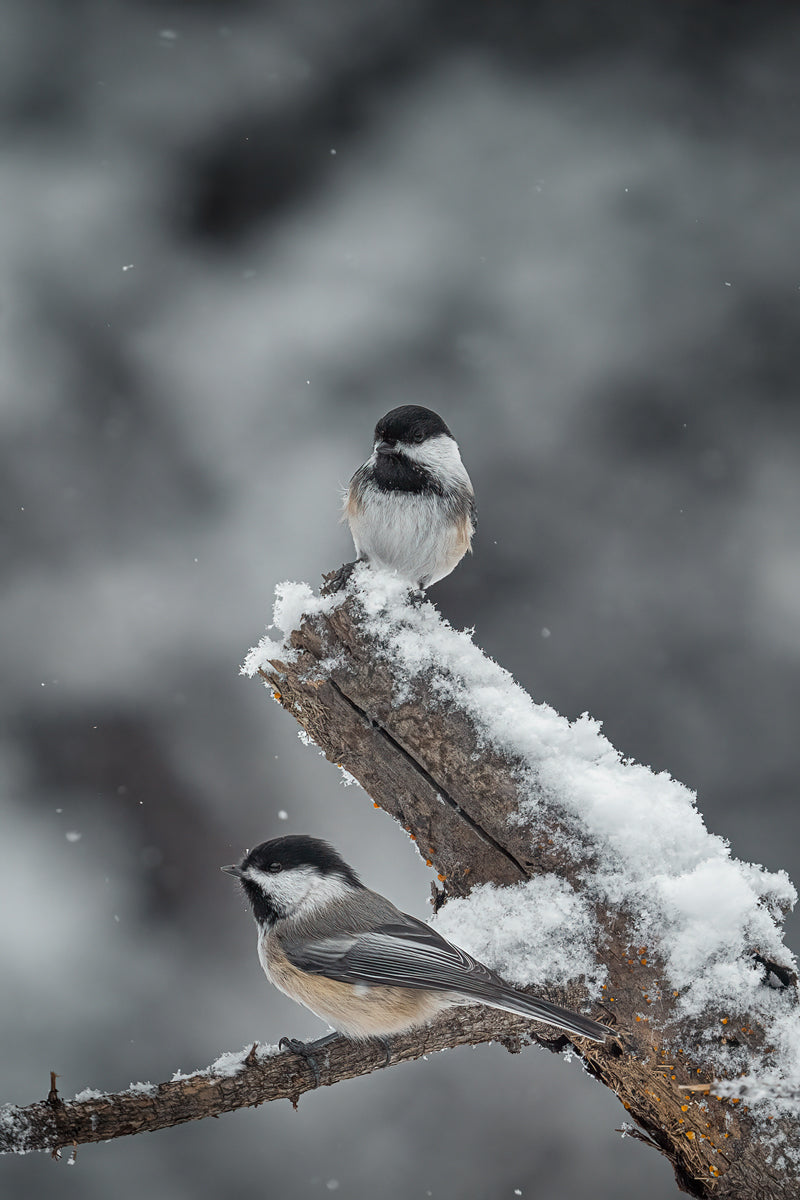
[2,585,798,1199]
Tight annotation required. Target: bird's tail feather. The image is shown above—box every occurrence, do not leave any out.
[483,987,611,1042]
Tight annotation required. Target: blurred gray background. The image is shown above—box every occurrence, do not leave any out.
[2,1,800,1197]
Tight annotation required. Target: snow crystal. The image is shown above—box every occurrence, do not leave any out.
[125,1081,157,1097]
[433,874,605,996]
[249,566,800,1120]
[0,1105,39,1155]
[73,1087,104,1103]
[208,1048,251,1077]
[169,1043,281,1087]
[712,1073,800,1108]
[241,582,337,677]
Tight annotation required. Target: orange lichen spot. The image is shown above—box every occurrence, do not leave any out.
[640,957,648,966]
[710,1167,719,1178]
[678,1117,684,1123]
[639,946,647,955]
[685,1131,695,1140]
[425,859,433,867]
[609,997,615,1002]
[671,1075,676,1080]
[731,1098,740,1105]
[723,1133,729,1139]
[373,802,380,809]
[273,691,282,701]
[721,1018,728,1025]
[602,984,607,990]
[635,1015,641,1022]
[623,1102,630,1110]
[437,874,446,882]
[681,1105,689,1112]
[408,833,417,841]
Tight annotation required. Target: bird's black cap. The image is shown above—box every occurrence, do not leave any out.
[374,406,453,446]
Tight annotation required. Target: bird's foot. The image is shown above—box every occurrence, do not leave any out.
[279,1033,340,1088]
[374,1035,392,1067]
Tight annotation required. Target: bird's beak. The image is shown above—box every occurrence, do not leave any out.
[221,864,243,877]
[375,440,396,455]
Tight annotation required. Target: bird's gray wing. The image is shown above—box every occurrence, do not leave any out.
[283,911,613,1041]
[283,913,500,995]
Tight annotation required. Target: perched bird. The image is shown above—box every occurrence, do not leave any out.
[331,405,476,591]
[222,835,611,1073]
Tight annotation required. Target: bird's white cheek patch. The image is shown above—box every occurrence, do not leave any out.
[401,435,471,489]
[294,873,355,918]
[244,864,356,917]
[244,865,317,909]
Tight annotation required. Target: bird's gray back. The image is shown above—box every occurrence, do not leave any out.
[275,886,407,946]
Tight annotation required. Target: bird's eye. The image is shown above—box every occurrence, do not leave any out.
[268,862,283,874]
[412,430,425,443]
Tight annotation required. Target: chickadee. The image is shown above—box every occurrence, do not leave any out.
[222,835,611,1060]
[333,405,476,591]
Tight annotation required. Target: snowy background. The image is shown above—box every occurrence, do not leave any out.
[2,2,800,1197]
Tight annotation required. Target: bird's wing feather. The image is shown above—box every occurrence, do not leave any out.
[284,914,499,995]
[283,912,612,1041]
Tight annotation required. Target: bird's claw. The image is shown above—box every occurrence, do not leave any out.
[279,1032,340,1088]
[279,1036,322,1087]
[375,1036,392,1067]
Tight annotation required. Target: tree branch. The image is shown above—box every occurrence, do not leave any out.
[3,577,799,1200]
[0,1010,554,1158]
